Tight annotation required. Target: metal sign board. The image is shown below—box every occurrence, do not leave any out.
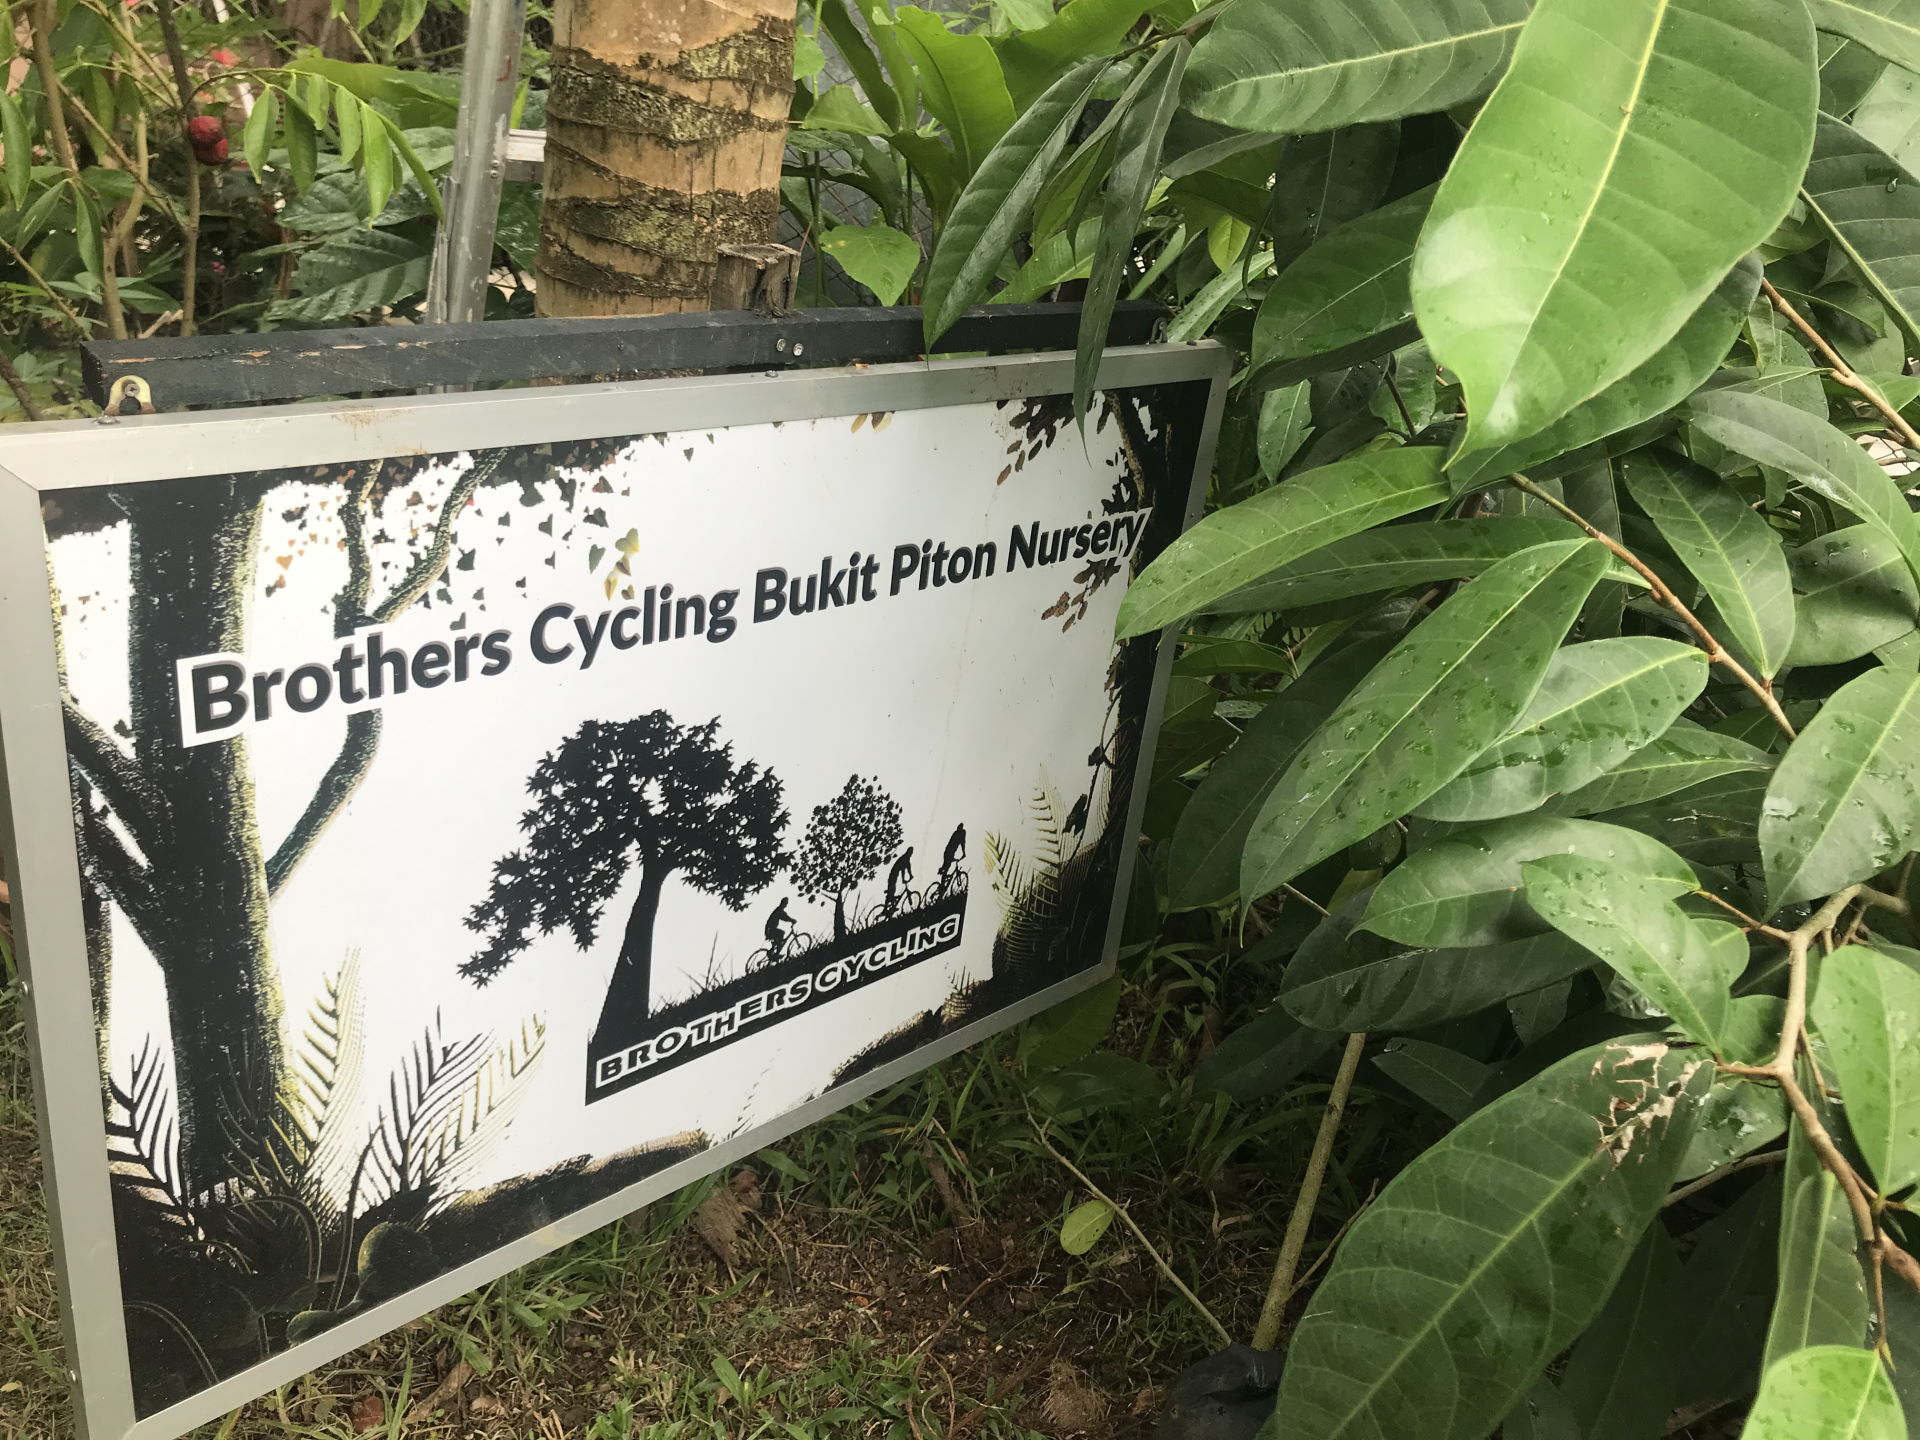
[0,343,1227,1440]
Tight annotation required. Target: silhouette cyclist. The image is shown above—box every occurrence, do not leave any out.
[885,848,914,915]
[940,823,967,887]
[765,897,796,961]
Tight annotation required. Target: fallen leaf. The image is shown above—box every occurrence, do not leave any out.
[349,1392,384,1432]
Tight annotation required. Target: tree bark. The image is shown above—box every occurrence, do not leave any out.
[536,0,798,316]
[597,864,669,1035]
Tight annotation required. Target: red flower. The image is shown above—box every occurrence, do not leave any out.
[186,116,228,166]
[210,48,237,65]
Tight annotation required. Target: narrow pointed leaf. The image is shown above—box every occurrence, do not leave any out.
[1548,720,1771,815]
[922,57,1103,343]
[892,8,1014,173]
[1765,1173,1871,1366]
[1522,855,1741,1048]
[1687,388,1920,588]
[1075,38,1187,422]
[1270,1040,1707,1440]
[1212,516,1589,614]
[1117,447,1449,637]
[1811,945,1920,1195]
[0,90,30,210]
[1762,665,1920,908]
[1790,525,1920,667]
[1412,0,1817,449]
[1418,637,1708,821]
[1804,114,1920,350]
[1448,256,1762,486]
[1621,449,1796,678]
[1242,540,1610,899]
[1816,0,1920,75]
[243,87,277,179]
[1252,186,1432,368]
[1745,1346,1905,1440]
[1184,0,1532,136]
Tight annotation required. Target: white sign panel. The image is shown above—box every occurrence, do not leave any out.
[0,344,1226,1440]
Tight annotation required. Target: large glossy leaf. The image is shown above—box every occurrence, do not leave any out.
[1593,769,1770,868]
[1790,525,1920,667]
[995,0,1154,106]
[1194,1002,1339,1102]
[1556,1231,1686,1440]
[1116,447,1450,637]
[1168,638,1392,909]
[1364,813,1695,948]
[268,227,433,324]
[1745,1346,1905,1440]
[1252,186,1433,368]
[1212,516,1586,614]
[1418,637,1707,822]
[1816,0,1920,76]
[1241,541,1608,900]
[921,58,1103,342]
[1676,1177,1783,1408]
[1804,115,1920,349]
[1412,0,1817,450]
[1688,388,1920,588]
[1257,382,1313,480]
[1762,665,1920,908]
[1281,925,1595,1032]
[1267,123,1401,272]
[1765,1173,1871,1366]
[1265,1040,1707,1440]
[1855,63,1920,173]
[1621,449,1797,678]
[1549,719,1772,815]
[1811,945,1920,1195]
[892,9,1015,174]
[1522,855,1743,1049]
[1449,256,1762,488]
[1370,1039,1495,1122]
[1074,38,1188,421]
[1185,0,1532,136]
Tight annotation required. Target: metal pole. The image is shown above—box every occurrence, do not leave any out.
[425,0,526,325]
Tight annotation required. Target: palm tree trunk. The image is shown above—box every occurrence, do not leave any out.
[536,0,798,316]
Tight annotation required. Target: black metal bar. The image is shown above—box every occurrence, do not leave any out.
[82,302,1168,412]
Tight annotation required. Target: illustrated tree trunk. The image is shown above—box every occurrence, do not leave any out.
[832,890,846,939]
[597,864,670,1033]
[536,0,799,316]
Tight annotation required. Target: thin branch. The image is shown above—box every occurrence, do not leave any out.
[370,450,503,623]
[0,236,88,334]
[63,697,172,848]
[1662,1149,1785,1208]
[0,345,41,421]
[1762,278,1920,452]
[1252,1031,1367,1351]
[1509,474,1797,740]
[1029,1113,1234,1349]
[266,712,379,893]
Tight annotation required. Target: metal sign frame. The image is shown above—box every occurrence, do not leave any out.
[0,341,1229,1440]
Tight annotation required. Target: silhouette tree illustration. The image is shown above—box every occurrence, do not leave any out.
[463,714,788,1030]
[792,774,904,938]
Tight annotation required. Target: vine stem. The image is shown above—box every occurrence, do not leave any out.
[1509,474,1797,740]
[1761,277,1920,453]
[1251,1032,1367,1351]
[1029,1114,1235,1349]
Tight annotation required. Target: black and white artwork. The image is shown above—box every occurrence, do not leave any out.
[34,374,1210,1420]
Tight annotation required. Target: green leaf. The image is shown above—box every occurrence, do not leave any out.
[1854,62,1920,174]
[1417,637,1708,822]
[1521,855,1742,1047]
[1762,665,1920,909]
[1266,123,1401,272]
[1252,186,1432,369]
[1365,815,1696,948]
[1169,638,1391,909]
[1074,38,1188,422]
[284,99,319,193]
[269,227,432,324]
[1449,257,1762,487]
[0,90,30,211]
[358,105,395,223]
[1257,382,1312,480]
[893,8,1016,174]
[1815,0,1920,75]
[1745,1346,1905,1440]
[243,88,278,179]
[922,57,1102,342]
[1687,388,1920,589]
[1242,540,1610,902]
[1556,1231,1686,1440]
[1117,447,1450,637]
[1370,1039,1494,1122]
[1212,516,1586,614]
[1620,448,1796,678]
[1025,975,1122,1070]
[1790,525,1920,667]
[333,83,363,163]
[1811,945,1920,1194]
[1804,114,1920,350]
[818,0,901,128]
[997,0,1153,107]
[1269,1040,1707,1440]
[1548,719,1772,815]
[820,223,921,305]
[1195,1003,1340,1101]
[70,185,101,282]
[1282,924,1595,1033]
[379,118,442,221]
[1765,1173,1871,1366]
[1184,0,1532,136]
[1059,1199,1115,1255]
[1412,0,1817,450]
[798,85,889,134]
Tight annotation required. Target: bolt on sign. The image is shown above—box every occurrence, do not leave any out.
[0,344,1227,1439]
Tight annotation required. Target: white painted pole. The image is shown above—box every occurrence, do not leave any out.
[425,0,527,325]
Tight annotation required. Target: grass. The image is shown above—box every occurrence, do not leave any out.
[0,913,1401,1440]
